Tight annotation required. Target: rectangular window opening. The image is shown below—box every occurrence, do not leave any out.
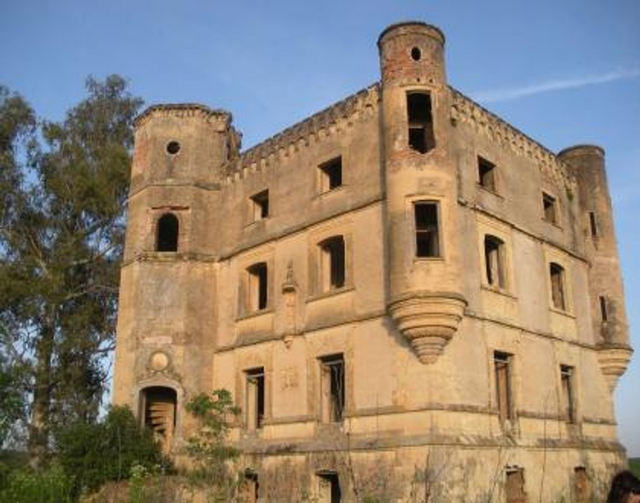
[415,202,440,257]
[599,295,608,322]
[589,211,598,237]
[319,157,343,192]
[407,93,435,154]
[560,365,575,424]
[494,351,513,424]
[542,192,558,224]
[248,263,268,311]
[550,263,566,311]
[484,235,506,289]
[320,236,346,291]
[245,368,265,430]
[478,156,497,192]
[319,354,345,423]
[250,190,269,221]
[317,472,342,503]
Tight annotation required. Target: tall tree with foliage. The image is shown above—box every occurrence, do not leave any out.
[0,77,143,466]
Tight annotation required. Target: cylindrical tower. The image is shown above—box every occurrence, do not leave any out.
[113,104,238,452]
[558,145,632,389]
[378,22,466,364]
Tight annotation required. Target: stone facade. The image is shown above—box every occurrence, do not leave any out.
[112,21,633,502]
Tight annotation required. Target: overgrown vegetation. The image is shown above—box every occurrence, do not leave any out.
[0,405,166,502]
[184,389,241,500]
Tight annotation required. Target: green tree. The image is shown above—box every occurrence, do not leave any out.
[0,77,143,466]
[185,389,241,498]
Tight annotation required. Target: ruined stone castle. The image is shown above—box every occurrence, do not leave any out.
[112,21,633,501]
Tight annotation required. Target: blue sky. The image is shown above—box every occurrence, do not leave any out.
[1,1,639,455]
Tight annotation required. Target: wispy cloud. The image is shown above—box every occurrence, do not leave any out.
[472,68,640,104]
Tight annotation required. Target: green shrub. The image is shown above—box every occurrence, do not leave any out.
[55,405,169,497]
[629,458,640,479]
[0,463,73,502]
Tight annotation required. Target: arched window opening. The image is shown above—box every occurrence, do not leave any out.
[156,213,179,252]
[140,386,177,453]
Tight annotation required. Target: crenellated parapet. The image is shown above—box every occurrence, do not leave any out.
[135,103,233,129]
[226,85,380,182]
[450,89,576,191]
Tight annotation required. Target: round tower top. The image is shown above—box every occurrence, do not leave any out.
[557,144,605,161]
[377,21,445,50]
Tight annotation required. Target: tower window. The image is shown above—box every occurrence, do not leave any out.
[494,351,513,424]
[407,92,435,154]
[156,213,179,252]
[410,47,422,61]
[319,236,346,291]
[245,368,265,430]
[560,365,575,424]
[319,354,345,423]
[414,202,440,257]
[589,211,598,237]
[549,262,566,310]
[478,156,497,192]
[599,295,608,322]
[542,192,558,224]
[319,157,343,192]
[484,235,506,289]
[247,262,268,312]
[250,189,269,221]
[166,141,181,155]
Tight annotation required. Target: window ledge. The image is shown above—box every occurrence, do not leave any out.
[549,306,575,319]
[236,308,274,322]
[481,284,517,299]
[476,183,503,199]
[413,256,445,263]
[307,285,354,303]
[541,218,563,230]
[315,185,345,199]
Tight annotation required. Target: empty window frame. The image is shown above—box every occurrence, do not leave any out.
[560,365,575,423]
[245,368,265,430]
[317,472,342,503]
[250,189,269,221]
[478,156,497,192]
[549,262,566,310]
[407,92,435,154]
[141,386,177,453]
[247,262,268,312]
[484,235,506,289]
[319,354,345,423]
[319,236,346,291]
[156,213,179,252]
[599,295,609,322]
[319,157,343,192]
[414,202,440,257]
[542,192,558,224]
[589,211,598,237]
[494,351,513,424]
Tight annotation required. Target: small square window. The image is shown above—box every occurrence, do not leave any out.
[542,192,558,224]
[319,157,342,192]
[478,157,496,192]
[250,190,269,221]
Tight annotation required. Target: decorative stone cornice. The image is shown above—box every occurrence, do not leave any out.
[134,103,232,129]
[226,84,380,183]
[450,88,576,191]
